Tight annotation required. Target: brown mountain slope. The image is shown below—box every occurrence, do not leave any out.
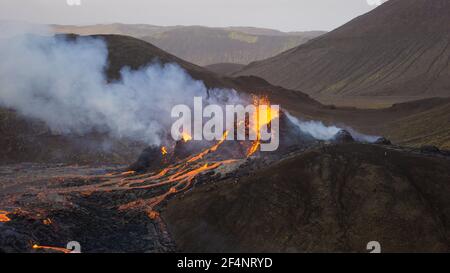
[141,26,323,65]
[99,35,321,106]
[0,108,142,164]
[235,0,450,104]
[52,24,324,66]
[94,34,231,89]
[164,143,450,252]
[380,100,450,148]
[204,63,245,76]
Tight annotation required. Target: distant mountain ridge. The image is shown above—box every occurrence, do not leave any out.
[51,23,325,65]
[235,0,450,103]
[204,63,245,76]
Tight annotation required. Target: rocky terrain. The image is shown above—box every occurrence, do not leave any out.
[164,143,450,252]
[0,162,175,253]
[2,138,449,252]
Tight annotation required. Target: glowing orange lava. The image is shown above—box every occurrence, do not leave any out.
[187,131,229,163]
[147,210,160,220]
[149,167,172,179]
[142,162,224,210]
[29,123,247,250]
[247,141,260,157]
[170,163,219,184]
[181,132,192,142]
[0,210,10,222]
[121,171,136,176]
[32,244,71,253]
[247,96,279,157]
[41,129,241,232]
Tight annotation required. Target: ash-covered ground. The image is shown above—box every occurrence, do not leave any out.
[0,163,173,252]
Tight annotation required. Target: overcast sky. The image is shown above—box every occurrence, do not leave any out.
[0,0,382,32]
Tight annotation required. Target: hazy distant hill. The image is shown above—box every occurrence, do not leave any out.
[52,23,175,38]
[235,0,450,105]
[204,63,245,75]
[52,24,325,65]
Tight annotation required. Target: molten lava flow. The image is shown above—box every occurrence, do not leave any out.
[247,141,260,158]
[40,128,241,240]
[149,166,172,179]
[32,244,71,253]
[171,163,221,184]
[247,96,279,157]
[181,132,192,142]
[121,171,136,176]
[142,162,224,211]
[187,131,229,163]
[147,210,160,220]
[0,210,11,222]
[27,124,246,250]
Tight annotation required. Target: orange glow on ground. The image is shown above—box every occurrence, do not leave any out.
[0,210,10,222]
[39,129,241,235]
[32,244,71,253]
[187,131,229,163]
[121,171,136,176]
[147,210,160,220]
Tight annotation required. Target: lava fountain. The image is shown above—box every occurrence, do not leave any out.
[247,96,280,157]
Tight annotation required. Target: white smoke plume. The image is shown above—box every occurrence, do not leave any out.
[0,21,50,39]
[343,127,379,143]
[0,24,241,146]
[285,112,378,143]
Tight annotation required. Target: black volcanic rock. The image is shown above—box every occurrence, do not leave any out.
[164,144,450,252]
[332,130,354,144]
[420,145,441,154]
[128,146,164,172]
[275,111,317,152]
[374,137,392,145]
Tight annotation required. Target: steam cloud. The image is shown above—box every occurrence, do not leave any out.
[0,25,241,146]
[0,24,377,147]
[285,112,378,142]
